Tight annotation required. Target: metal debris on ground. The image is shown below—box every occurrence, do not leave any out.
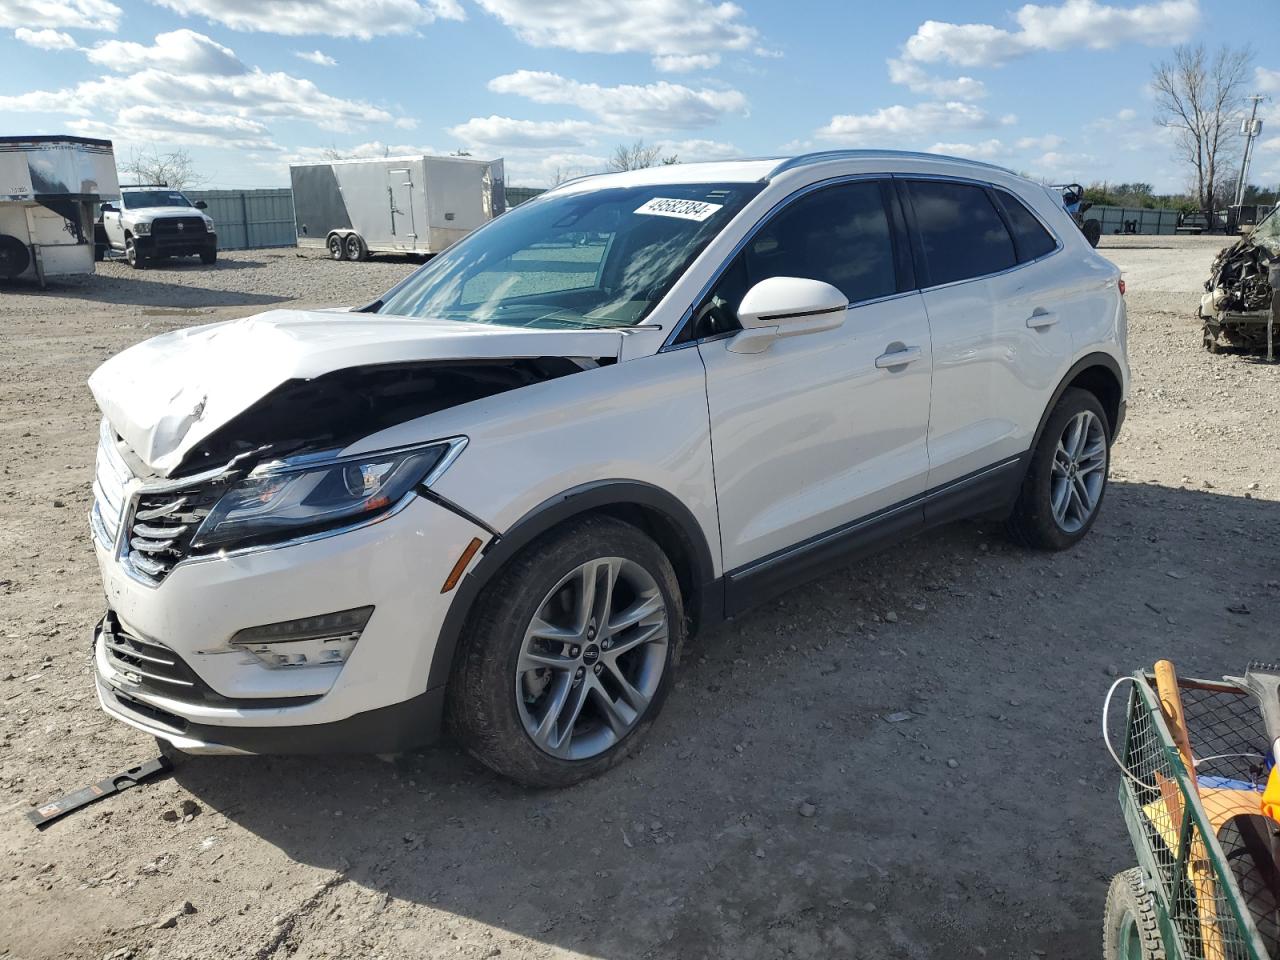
[26,757,172,830]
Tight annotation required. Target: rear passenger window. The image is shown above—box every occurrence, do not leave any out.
[905,180,1016,286]
[995,189,1057,262]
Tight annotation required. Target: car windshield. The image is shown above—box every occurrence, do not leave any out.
[377,181,762,329]
[123,191,192,209]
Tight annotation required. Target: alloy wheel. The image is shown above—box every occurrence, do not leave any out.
[1051,409,1107,533]
[515,557,669,760]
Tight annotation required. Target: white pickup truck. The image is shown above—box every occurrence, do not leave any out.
[96,186,218,268]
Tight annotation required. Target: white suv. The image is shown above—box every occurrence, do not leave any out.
[88,151,1128,786]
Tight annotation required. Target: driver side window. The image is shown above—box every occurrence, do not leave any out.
[690,180,897,340]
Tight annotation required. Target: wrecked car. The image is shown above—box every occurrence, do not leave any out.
[88,151,1128,786]
[1201,204,1279,353]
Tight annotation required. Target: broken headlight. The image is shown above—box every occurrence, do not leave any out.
[191,439,464,552]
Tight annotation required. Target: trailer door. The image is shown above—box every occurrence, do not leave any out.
[387,166,418,246]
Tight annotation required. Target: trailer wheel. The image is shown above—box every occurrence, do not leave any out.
[345,233,368,262]
[0,235,31,279]
[327,233,347,261]
[1083,218,1102,248]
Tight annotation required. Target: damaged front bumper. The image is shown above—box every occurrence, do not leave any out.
[1202,230,1279,352]
[91,492,490,754]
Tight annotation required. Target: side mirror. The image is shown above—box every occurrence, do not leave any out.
[101,202,116,213]
[194,200,207,210]
[730,276,848,354]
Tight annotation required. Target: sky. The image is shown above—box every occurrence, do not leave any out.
[0,0,1276,191]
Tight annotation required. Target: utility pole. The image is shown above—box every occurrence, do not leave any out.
[1233,95,1265,208]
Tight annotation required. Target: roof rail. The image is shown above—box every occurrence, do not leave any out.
[767,149,1013,179]
[119,182,170,189]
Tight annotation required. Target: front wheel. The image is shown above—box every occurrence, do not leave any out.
[200,246,217,265]
[1083,218,1102,248]
[1102,868,1165,960]
[125,237,146,269]
[1007,387,1110,550]
[449,516,684,787]
[327,234,347,261]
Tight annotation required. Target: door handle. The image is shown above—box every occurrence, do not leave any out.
[874,345,922,369]
[1026,310,1058,329]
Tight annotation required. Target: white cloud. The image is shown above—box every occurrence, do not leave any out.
[887,58,986,100]
[653,138,740,161]
[927,138,1008,159]
[488,70,748,131]
[70,106,277,150]
[0,0,119,31]
[817,102,1011,143]
[147,0,465,39]
[653,53,720,73]
[474,0,759,71]
[1255,67,1280,96]
[1028,149,1100,181]
[295,49,336,66]
[1015,133,1066,150]
[87,29,244,75]
[13,26,77,49]
[280,141,442,164]
[902,0,1200,69]
[448,115,598,148]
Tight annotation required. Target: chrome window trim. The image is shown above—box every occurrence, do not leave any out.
[659,173,890,352]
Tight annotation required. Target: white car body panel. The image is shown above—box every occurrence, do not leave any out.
[698,293,933,569]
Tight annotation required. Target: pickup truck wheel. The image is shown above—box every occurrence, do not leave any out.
[125,237,146,269]
[200,246,217,265]
[94,243,106,263]
[327,234,347,261]
[1007,387,1110,550]
[449,516,684,787]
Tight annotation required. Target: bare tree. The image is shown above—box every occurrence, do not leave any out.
[1152,44,1252,228]
[608,140,663,172]
[121,147,204,190]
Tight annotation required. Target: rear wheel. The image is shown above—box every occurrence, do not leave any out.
[1083,218,1102,247]
[449,516,684,787]
[1007,387,1110,550]
[1103,868,1165,960]
[327,233,347,261]
[344,233,367,262]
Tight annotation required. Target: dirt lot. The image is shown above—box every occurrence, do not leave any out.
[1,238,1277,960]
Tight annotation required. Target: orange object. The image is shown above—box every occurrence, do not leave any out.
[1262,766,1280,824]
[440,537,483,594]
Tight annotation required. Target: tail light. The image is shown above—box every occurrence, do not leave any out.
[1118,278,1126,295]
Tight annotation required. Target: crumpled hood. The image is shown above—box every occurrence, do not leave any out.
[88,308,624,476]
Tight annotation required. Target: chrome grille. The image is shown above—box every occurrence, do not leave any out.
[126,484,223,582]
[91,423,131,549]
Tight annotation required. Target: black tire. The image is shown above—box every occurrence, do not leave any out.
[327,233,347,261]
[200,246,217,265]
[94,243,106,263]
[448,515,685,787]
[1103,868,1165,960]
[1219,814,1280,955]
[1083,218,1102,247]
[1006,387,1111,550]
[125,236,146,269]
[344,233,367,262]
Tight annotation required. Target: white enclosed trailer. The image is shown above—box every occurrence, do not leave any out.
[289,154,505,261]
[0,135,118,286]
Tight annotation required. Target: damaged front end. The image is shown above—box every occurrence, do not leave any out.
[1201,208,1280,353]
[88,309,622,583]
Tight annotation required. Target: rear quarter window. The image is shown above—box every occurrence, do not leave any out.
[905,180,1016,286]
[995,189,1058,262]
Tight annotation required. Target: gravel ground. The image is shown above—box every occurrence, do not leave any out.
[1,238,1277,960]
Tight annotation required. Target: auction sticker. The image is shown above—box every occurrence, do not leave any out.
[634,197,724,222]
